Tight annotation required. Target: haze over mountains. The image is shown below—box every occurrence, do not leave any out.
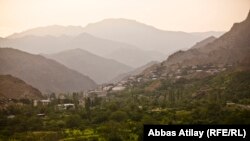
[0,18,227,90]
[0,48,97,93]
[8,25,85,38]
[45,48,132,84]
[164,11,250,67]
[106,47,163,67]
[1,19,224,67]
[1,32,165,67]
[139,11,250,78]
[83,19,224,53]
[111,61,158,83]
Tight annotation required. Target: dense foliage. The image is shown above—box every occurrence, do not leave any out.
[0,70,250,141]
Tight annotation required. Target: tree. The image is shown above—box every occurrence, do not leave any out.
[85,97,91,121]
[110,111,128,122]
[66,115,82,128]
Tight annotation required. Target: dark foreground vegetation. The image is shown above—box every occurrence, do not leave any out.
[0,70,250,141]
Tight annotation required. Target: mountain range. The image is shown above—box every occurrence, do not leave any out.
[0,18,228,90]
[0,48,97,93]
[8,25,85,38]
[1,19,224,68]
[1,32,165,67]
[139,11,250,78]
[83,18,224,54]
[45,48,132,84]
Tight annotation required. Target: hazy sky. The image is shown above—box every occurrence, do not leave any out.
[0,0,249,37]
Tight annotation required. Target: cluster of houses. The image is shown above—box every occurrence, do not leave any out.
[32,82,128,111]
[109,63,234,87]
[33,93,86,110]
[170,64,232,79]
[87,82,127,96]
[85,64,232,92]
[141,64,233,81]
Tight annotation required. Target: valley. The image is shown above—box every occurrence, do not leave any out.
[0,2,249,141]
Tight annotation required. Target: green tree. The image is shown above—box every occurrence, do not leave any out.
[110,111,128,122]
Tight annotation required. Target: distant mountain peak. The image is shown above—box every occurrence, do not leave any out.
[85,18,160,32]
[99,18,138,23]
[88,18,143,26]
[7,25,85,39]
[83,18,225,54]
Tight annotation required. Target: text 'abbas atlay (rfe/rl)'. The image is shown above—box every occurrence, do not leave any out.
[143,125,249,141]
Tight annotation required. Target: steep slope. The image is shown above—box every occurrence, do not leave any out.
[83,18,214,54]
[164,11,250,67]
[111,61,158,83]
[191,36,216,49]
[157,36,217,68]
[0,48,97,93]
[45,48,133,84]
[0,75,43,100]
[139,11,250,79]
[7,25,84,39]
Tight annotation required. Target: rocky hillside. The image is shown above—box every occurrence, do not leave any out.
[191,36,216,49]
[164,11,250,67]
[128,11,250,84]
[110,61,158,83]
[0,75,43,100]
